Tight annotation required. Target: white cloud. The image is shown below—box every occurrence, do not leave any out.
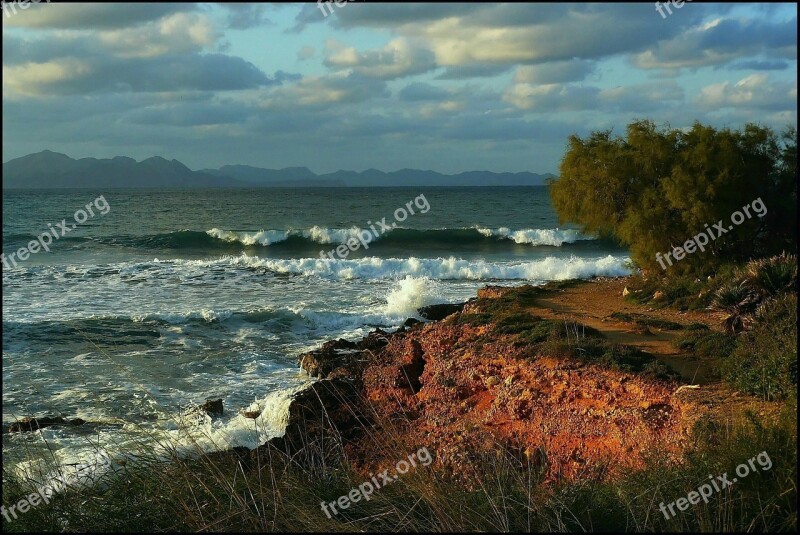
[695,74,797,111]
[259,73,388,108]
[97,13,219,59]
[3,58,92,97]
[324,38,436,80]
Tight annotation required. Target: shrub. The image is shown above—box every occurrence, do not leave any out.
[722,293,797,400]
[743,252,797,298]
[674,329,737,360]
[711,279,760,334]
[711,253,797,334]
[550,121,797,276]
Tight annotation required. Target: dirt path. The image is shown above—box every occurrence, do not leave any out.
[526,277,723,383]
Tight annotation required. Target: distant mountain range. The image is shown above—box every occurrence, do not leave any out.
[2,151,553,189]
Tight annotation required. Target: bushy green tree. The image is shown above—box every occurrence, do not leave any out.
[550,121,797,275]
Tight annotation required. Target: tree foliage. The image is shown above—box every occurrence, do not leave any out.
[549,121,797,275]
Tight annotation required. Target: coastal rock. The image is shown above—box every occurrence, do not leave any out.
[417,302,465,321]
[358,329,392,353]
[399,339,426,393]
[477,286,513,299]
[200,399,224,417]
[266,378,365,464]
[7,416,86,433]
[396,317,422,333]
[264,283,697,487]
[299,338,361,378]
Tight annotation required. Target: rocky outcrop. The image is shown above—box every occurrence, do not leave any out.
[200,399,224,417]
[298,330,393,379]
[269,284,694,485]
[417,302,465,321]
[7,416,86,433]
[299,338,360,379]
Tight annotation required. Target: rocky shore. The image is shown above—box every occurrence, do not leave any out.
[4,280,729,485]
[259,280,705,484]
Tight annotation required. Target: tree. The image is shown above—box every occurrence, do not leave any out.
[549,121,797,276]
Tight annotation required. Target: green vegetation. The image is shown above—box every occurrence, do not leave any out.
[549,119,797,403]
[490,305,674,376]
[550,121,796,276]
[609,311,683,331]
[712,252,797,334]
[674,327,736,361]
[723,292,798,401]
[631,253,797,398]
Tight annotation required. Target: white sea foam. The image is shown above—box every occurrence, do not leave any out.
[214,254,630,281]
[385,275,443,317]
[475,227,593,246]
[302,226,367,244]
[206,226,373,246]
[11,381,313,497]
[206,226,593,248]
[206,228,291,246]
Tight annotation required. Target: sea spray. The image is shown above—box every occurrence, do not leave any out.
[384,276,444,318]
[221,254,631,281]
[11,382,314,498]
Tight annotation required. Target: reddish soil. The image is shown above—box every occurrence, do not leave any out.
[281,277,777,486]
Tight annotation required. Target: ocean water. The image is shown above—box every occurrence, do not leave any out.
[2,187,630,485]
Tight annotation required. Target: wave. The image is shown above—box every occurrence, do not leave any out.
[207,226,595,248]
[4,227,597,253]
[4,253,631,289]
[207,253,631,281]
[474,227,592,246]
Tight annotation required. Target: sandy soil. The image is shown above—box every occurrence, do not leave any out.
[528,277,722,383]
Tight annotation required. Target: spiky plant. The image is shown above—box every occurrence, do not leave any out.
[743,252,798,298]
[711,279,759,335]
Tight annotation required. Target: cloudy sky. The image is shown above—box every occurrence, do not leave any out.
[2,2,796,174]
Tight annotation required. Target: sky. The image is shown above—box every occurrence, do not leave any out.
[2,2,797,174]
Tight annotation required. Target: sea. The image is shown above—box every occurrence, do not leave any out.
[2,187,630,486]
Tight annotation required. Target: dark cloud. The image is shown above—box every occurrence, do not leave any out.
[435,64,512,80]
[398,83,451,102]
[633,16,797,70]
[513,60,595,84]
[293,3,483,30]
[728,59,790,70]
[220,3,272,29]
[6,54,277,96]
[4,3,196,29]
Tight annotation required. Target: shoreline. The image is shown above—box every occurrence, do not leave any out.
[4,275,757,480]
[246,275,736,483]
[3,273,793,532]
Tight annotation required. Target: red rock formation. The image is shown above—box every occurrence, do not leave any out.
[277,285,694,485]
